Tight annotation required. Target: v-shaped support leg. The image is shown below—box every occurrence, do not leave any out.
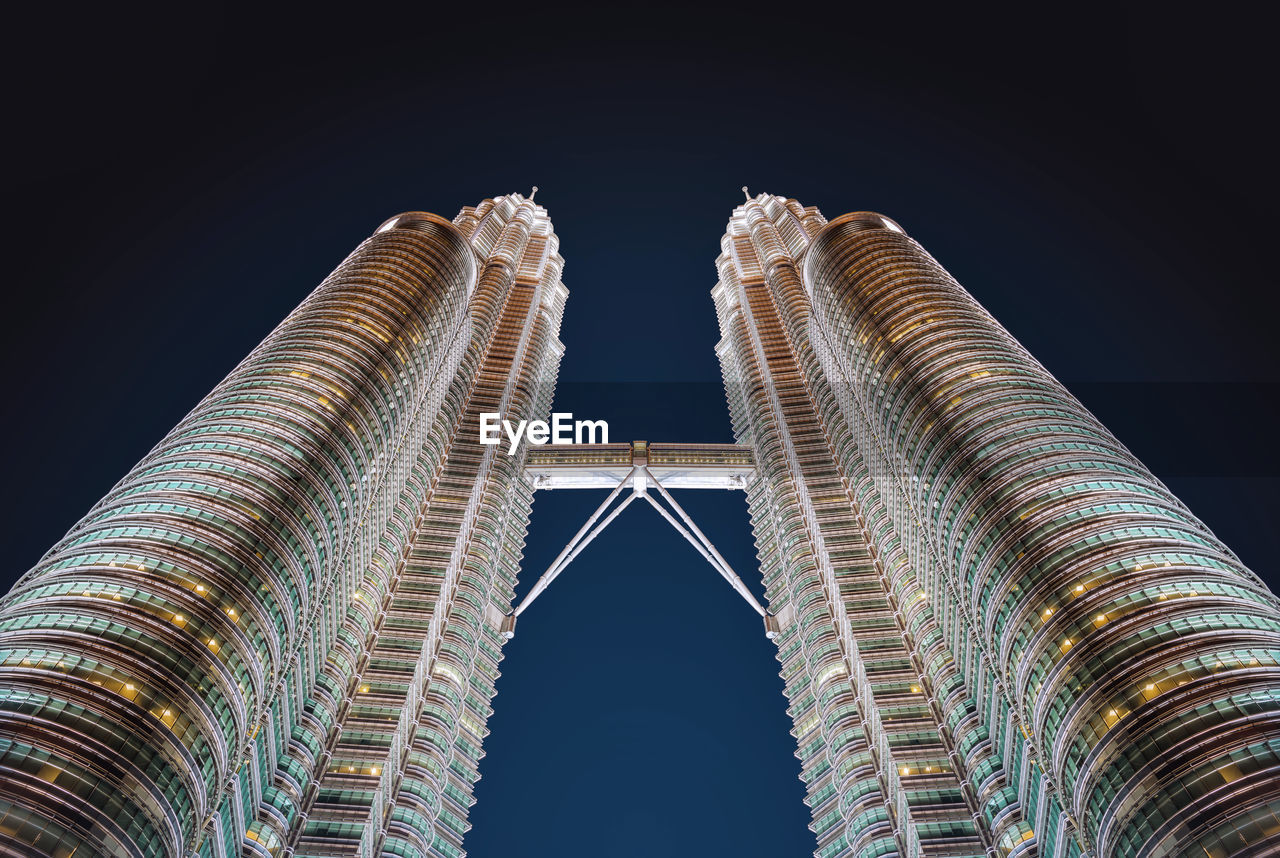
[509,467,638,628]
[508,465,777,638]
[639,472,769,621]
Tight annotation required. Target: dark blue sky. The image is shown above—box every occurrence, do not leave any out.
[3,5,1277,855]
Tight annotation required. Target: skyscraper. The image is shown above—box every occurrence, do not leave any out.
[0,193,568,858]
[2,189,1278,858]
[712,193,1280,858]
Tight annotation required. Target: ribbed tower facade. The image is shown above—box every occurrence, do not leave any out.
[3,190,1279,858]
[714,194,1280,858]
[0,193,568,858]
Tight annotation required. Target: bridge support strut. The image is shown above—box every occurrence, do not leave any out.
[509,444,775,637]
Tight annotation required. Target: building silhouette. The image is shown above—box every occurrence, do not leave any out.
[0,191,1277,858]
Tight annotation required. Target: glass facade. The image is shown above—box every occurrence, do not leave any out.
[2,189,1276,858]
[0,195,568,858]
[714,195,1280,858]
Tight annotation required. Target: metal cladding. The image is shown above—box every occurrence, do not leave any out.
[2,189,1278,858]
[715,194,1280,858]
[0,194,568,858]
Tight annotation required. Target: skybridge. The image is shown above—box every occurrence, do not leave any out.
[508,441,778,637]
[525,441,754,489]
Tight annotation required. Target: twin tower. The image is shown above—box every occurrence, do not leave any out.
[1,193,1278,858]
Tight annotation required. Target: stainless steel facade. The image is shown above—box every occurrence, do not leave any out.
[0,194,567,858]
[2,189,1277,858]
[714,194,1280,858]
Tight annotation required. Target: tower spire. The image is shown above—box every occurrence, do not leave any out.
[529,185,538,201]
[742,186,751,201]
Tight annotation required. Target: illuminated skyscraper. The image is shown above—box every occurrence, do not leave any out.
[3,188,1279,858]
[712,192,1280,858]
[0,193,568,858]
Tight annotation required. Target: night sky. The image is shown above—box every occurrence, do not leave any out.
[4,5,1277,856]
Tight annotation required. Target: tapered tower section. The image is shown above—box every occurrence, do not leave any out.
[715,194,1280,858]
[715,195,1014,858]
[803,210,1280,858]
[0,193,568,858]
